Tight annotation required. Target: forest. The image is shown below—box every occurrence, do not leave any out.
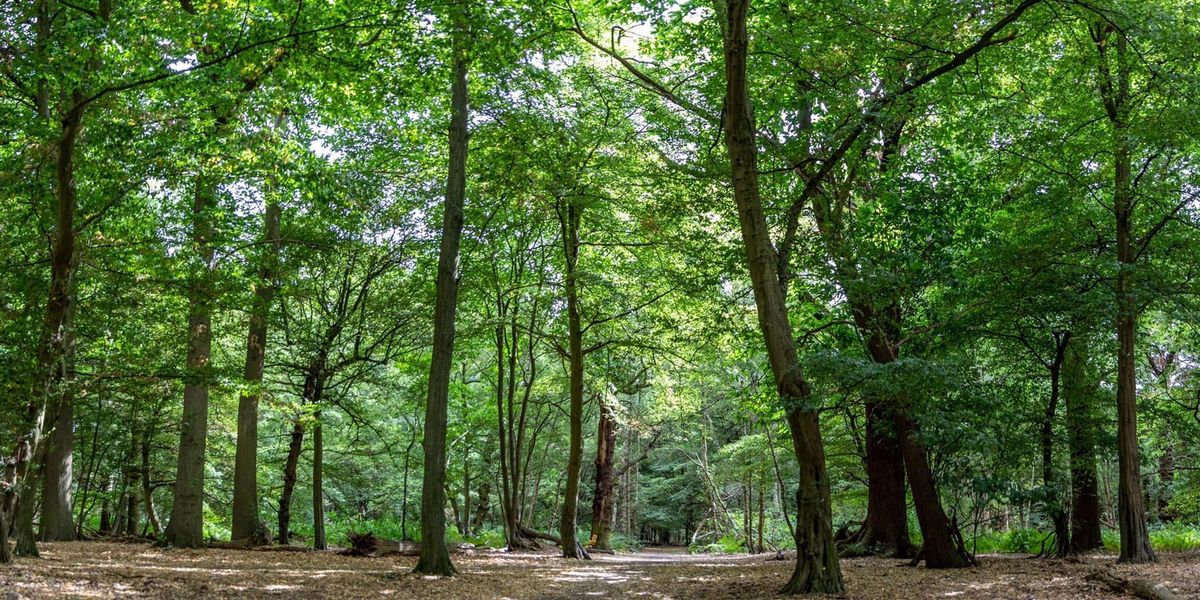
[1,0,1199,598]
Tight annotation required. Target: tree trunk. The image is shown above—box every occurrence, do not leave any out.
[1093,21,1155,565]
[40,320,77,542]
[720,1,843,592]
[414,8,468,576]
[861,397,912,557]
[472,480,490,532]
[1157,430,1174,522]
[588,399,617,551]
[3,88,83,562]
[1041,333,1071,557]
[558,198,589,561]
[277,416,305,545]
[140,429,162,537]
[312,409,326,550]
[895,412,970,568]
[232,200,282,542]
[166,174,217,549]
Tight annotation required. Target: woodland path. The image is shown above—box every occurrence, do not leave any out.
[0,542,1196,599]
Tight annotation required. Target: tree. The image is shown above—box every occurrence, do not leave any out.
[718,1,843,592]
[414,1,469,577]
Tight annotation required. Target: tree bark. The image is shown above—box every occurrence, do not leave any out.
[720,1,843,592]
[861,396,912,557]
[140,428,162,537]
[312,409,326,550]
[40,313,77,541]
[165,173,217,549]
[232,200,282,542]
[588,399,617,551]
[557,198,590,561]
[1041,332,1071,557]
[1064,335,1103,552]
[1093,24,1155,564]
[277,415,305,545]
[413,6,468,576]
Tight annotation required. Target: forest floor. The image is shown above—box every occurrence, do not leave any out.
[1,541,1197,599]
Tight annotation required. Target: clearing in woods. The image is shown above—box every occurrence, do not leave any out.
[0,542,1196,599]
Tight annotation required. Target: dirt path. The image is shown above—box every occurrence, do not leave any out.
[1,542,1196,598]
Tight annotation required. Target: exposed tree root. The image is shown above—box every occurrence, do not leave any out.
[1086,570,1182,600]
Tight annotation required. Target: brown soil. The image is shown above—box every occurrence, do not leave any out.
[1,542,1196,598]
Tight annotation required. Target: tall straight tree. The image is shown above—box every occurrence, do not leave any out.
[718,0,843,593]
[1091,20,1155,564]
[165,172,218,549]
[414,2,469,577]
[231,199,282,542]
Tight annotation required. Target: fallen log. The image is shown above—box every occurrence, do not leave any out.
[343,531,475,557]
[1086,570,1182,600]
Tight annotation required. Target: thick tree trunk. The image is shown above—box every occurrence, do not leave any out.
[861,397,912,557]
[40,345,77,541]
[166,174,217,548]
[312,410,326,550]
[1114,139,1154,563]
[414,9,468,576]
[721,1,843,592]
[588,400,617,551]
[1064,336,1102,552]
[895,413,970,568]
[232,201,282,542]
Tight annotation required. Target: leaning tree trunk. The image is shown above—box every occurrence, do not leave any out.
[588,399,617,551]
[414,7,469,576]
[895,412,971,568]
[165,173,217,549]
[720,1,843,592]
[231,200,282,542]
[277,410,306,545]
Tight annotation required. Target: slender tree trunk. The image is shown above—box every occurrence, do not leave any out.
[414,7,469,576]
[140,429,161,537]
[277,415,305,545]
[165,174,217,548]
[473,480,490,532]
[4,102,84,562]
[1158,429,1174,522]
[1040,333,1072,557]
[232,200,281,542]
[588,399,617,551]
[557,199,590,561]
[720,1,843,592]
[1093,21,1155,565]
[312,409,326,550]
